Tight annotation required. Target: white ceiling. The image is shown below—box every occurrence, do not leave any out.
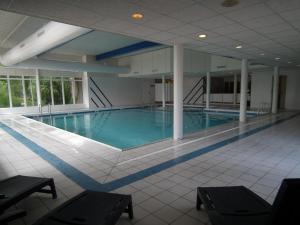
[51,31,142,56]
[0,0,300,67]
[0,9,143,56]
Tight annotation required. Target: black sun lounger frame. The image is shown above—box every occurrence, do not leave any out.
[33,190,133,225]
[0,175,57,224]
[196,178,300,225]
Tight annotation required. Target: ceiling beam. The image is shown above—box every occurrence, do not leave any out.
[95,41,162,61]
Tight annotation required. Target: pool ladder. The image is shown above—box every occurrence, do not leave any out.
[38,104,52,116]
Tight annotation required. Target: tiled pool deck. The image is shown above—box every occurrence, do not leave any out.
[1,111,300,225]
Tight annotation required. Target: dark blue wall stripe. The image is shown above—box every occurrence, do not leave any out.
[0,113,298,193]
[95,41,162,61]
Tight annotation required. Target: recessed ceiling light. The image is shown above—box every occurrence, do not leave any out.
[288,61,292,64]
[132,13,143,20]
[275,57,280,60]
[260,53,265,56]
[198,34,207,39]
[222,0,239,7]
[235,45,242,49]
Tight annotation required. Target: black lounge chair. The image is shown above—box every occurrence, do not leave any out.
[0,175,57,224]
[196,178,300,225]
[33,190,133,225]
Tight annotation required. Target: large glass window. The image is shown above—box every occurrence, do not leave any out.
[52,77,63,105]
[10,78,24,107]
[40,78,51,105]
[0,74,83,108]
[74,78,83,104]
[0,76,9,108]
[64,78,73,104]
[24,76,37,106]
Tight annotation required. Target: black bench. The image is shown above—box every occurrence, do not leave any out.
[196,178,300,225]
[33,190,133,225]
[0,175,57,224]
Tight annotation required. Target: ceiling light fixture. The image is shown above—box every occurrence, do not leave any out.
[260,53,265,56]
[132,13,144,20]
[222,0,240,7]
[288,61,292,64]
[198,34,207,39]
[235,45,242,49]
[275,57,280,60]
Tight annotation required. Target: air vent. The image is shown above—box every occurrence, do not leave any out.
[37,30,45,37]
[217,65,226,69]
[222,0,239,7]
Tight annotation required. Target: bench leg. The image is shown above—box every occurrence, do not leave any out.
[196,194,202,210]
[128,200,133,219]
[49,179,57,199]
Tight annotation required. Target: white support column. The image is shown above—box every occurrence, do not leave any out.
[50,77,54,105]
[71,78,76,104]
[82,55,90,108]
[7,75,12,108]
[173,44,184,140]
[239,59,248,122]
[22,75,27,107]
[162,75,166,108]
[61,77,65,105]
[35,69,41,106]
[272,66,279,114]
[206,72,210,109]
[233,73,237,105]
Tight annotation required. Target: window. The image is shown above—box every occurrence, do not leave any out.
[74,78,83,104]
[24,76,37,106]
[0,74,83,108]
[40,78,51,105]
[52,77,63,105]
[0,76,9,108]
[64,78,73,104]
[10,79,24,107]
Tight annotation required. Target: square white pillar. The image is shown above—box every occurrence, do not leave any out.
[173,44,183,140]
[239,59,248,122]
[272,66,279,114]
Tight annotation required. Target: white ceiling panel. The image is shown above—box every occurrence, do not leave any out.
[279,8,300,22]
[201,0,267,13]
[255,23,294,34]
[170,4,217,23]
[243,14,286,29]
[192,15,235,29]
[266,0,300,13]
[143,15,184,31]
[128,0,196,14]
[224,3,274,22]
[212,23,248,35]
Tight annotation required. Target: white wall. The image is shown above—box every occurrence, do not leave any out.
[250,68,300,110]
[284,69,300,110]
[250,70,273,109]
[89,74,155,108]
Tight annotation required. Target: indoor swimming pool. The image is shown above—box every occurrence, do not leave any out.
[28,107,245,150]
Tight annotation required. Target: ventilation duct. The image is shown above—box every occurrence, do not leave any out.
[9,58,129,74]
[0,21,91,66]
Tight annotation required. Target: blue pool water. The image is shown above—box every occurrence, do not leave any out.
[29,107,243,150]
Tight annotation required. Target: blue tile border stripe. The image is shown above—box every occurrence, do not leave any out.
[0,112,299,192]
[103,113,300,191]
[0,122,106,191]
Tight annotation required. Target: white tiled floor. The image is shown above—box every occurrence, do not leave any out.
[1,111,300,225]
